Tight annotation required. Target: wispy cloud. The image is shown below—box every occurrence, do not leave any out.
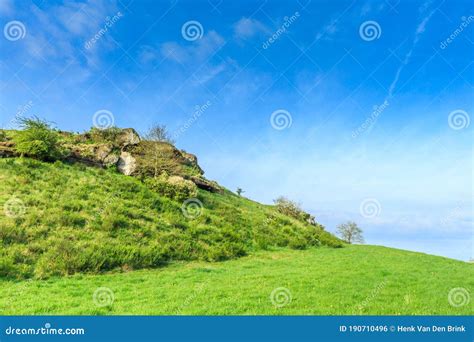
[160,31,225,63]
[386,2,436,99]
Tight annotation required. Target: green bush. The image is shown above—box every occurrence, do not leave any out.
[273,196,316,224]
[13,117,63,161]
[88,126,123,143]
[145,172,197,201]
[0,130,7,142]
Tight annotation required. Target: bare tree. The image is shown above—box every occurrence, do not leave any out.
[145,123,175,144]
[336,221,364,244]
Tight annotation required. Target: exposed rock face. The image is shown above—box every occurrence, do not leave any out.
[4,127,220,193]
[117,152,137,175]
[190,176,222,193]
[103,154,119,167]
[116,128,140,147]
[0,141,16,158]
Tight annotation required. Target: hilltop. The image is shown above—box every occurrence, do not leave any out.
[0,124,341,279]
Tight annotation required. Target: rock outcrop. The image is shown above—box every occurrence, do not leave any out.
[117,151,137,176]
[2,127,222,193]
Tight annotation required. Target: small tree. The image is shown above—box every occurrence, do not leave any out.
[336,221,364,244]
[13,116,63,161]
[236,188,244,196]
[145,123,175,144]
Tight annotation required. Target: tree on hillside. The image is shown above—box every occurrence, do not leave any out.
[236,187,244,196]
[145,123,175,144]
[336,221,364,244]
[144,123,175,177]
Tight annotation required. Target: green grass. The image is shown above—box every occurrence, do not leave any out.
[0,245,471,315]
[0,158,341,279]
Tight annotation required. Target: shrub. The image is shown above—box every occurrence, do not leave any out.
[145,172,197,201]
[88,126,122,143]
[0,130,7,142]
[13,117,63,161]
[273,196,316,224]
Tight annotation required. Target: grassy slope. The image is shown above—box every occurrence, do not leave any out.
[0,245,472,315]
[0,158,340,279]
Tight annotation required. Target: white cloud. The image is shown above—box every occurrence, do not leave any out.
[233,17,269,39]
[160,30,226,64]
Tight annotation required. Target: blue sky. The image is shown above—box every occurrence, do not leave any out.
[0,0,472,260]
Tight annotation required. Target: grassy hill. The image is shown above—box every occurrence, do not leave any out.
[1,124,471,316]
[0,157,340,279]
[0,245,472,315]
